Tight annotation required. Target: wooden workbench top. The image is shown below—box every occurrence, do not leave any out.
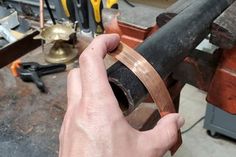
[0,44,67,157]
[0,42,158,157]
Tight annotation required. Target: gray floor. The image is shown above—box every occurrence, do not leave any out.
[164,84,236,157]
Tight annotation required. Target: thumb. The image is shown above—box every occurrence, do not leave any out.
[140,113,184,156]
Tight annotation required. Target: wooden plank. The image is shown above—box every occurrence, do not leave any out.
[210,1,236,49]
[0,30,41,68]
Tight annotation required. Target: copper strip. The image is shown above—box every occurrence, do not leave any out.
[39,0,45,52]
[40,0,44,29]
[110,42,181,155]
[110,43,176,114]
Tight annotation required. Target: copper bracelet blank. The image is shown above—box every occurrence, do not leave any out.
[110,42,176,115]
[109,42,181,155]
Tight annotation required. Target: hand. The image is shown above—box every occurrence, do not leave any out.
[59,34,185,157]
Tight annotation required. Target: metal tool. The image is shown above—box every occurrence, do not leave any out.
[124,0,135,7]
[0,6,19,29]
[17,62,66,92]
[40,0,45,52]
[61,0,76,22]
[0,25,16,43]
[74,0,90,31]
[44,0,56,25]
[61,0,90,34]
[90,0,104,35]
[0,6,19,44]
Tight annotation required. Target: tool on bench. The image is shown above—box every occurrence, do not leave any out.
[74,0,90,32]
[61,0,106,36]
[0,25,17,43]
[61,0,76,22]
[12,62,66,92]
[44,0,56,25]
[0,6,19,44]
[61,0,91,35]
[90,0,104,35]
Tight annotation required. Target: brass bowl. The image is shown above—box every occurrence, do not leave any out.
[34,24,75,42]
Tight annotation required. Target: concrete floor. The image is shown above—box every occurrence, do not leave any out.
[164,84,236,157]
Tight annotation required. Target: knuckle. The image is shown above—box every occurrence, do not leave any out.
[79,52,90,64]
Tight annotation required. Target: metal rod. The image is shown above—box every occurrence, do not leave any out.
[107,0,234,115]
[40,0,44,52]
[40,0,44,28]
[44,0,56,25]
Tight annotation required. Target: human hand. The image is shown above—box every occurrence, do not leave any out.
[59,34,185,157]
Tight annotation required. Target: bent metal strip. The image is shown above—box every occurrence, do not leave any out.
[109,42,181,155]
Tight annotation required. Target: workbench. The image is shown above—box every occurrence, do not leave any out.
[0,43,160,157]
[0,1,169,156]
[0,44,66,157]
[1,0,236,156]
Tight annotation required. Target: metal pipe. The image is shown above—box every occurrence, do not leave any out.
[107,0,235,115]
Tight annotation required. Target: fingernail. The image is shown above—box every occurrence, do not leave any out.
[177,115,185,128]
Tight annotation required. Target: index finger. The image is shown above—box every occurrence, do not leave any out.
[79,34,120,99]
